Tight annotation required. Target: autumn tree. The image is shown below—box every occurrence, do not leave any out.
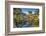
[27,11,33,25]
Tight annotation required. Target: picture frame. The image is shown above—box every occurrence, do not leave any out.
[5,1,45,36]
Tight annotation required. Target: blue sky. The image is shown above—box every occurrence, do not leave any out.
[21,8,39,14]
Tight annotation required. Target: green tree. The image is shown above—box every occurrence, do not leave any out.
[35,9,39,15]
[13,8,23,25]
[28,11,32,14]
[32,15,39,27]
[13,8,22,15]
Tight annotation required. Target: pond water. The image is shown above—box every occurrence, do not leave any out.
[15,21,32,28]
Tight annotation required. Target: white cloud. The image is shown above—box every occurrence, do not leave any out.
[32,11,35,14]
[23,12,29,14]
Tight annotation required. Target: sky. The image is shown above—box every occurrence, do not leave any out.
[21,8,39,14]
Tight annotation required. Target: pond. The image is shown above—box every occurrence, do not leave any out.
[15,21,32,28]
